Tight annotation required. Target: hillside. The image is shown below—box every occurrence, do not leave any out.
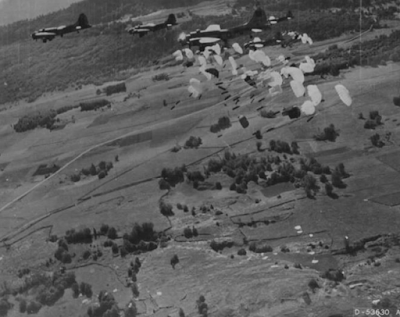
[0,0,83,26]
[0,0,383,106]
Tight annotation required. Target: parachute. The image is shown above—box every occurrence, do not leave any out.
[269,71,283,87]
[300,33,313,45]
[232,43,243,55]
[213,55,223,66]
[299,56,316,73]
[335,84,352,106]
[205,68,219,78]
[229,56,238,75]
[248,50,256,61]
[183,48,194,60]
[253,50,271,67]
[269,84,283,96]
[300,100,316,115]
[172,50,183,61]
[290,80,306,98]
[286,67,305,84]
[200,68,212,81]
[198,55,207,68]
[188,78,203,98]
[307,85,322,106]
[210,43,221,56]
[277,55,289,64]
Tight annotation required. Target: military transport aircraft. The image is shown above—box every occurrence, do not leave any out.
[32,13,91,43]
[178,8,293,48]
[127,14,178,37]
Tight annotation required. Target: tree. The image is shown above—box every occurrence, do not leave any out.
[183,227,193,239]
[325,182,334,196]
[71,283,80,298]
[19,298,27,313]
[125,301,137,317]
[331,171,346,188]
[107,227,118,239]
[131,282,139,298]
[170,254,179,269]
[179,308,185,317]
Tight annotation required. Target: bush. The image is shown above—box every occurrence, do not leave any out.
[26,300,42,314]
[80,99,110,111]
[107,227,118,239]
[179,308,185,317]
[112,243,119,254]
[370,133,384,147]
[260,109,277,118]
[125,301,138,317]
[82,250,91,260]
[98,170,107,179]
[249,242,273,253]
[100,224,109,235]
[160,166,185,187]
[314,124,339,142]
[61,252,72,264]
[104,82,126,96]
[80,282,93,298]
[237,248,247,256]
[215,182,222,190]
[158,179,171,190]
[302,174,318,197]
[393,96,400,107]
[19,298,27,313]
[170,254,179,269]
[331,171,346,188]
[183,227,193,239]
[131,283,139,298]
[71,283,80,298]
[184,136,202,149]
[152,73,170,81]
[159,201,174,216]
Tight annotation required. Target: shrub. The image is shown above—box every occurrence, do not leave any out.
[320,174,328,183]
[159,201,174,216]
[80,99,110,111]
[104,82,126,96]
[98,170,107,179]
[107,227,118,239]
[19,298,27,313]
[370,133,384,147]
[308,279,320,292]
[26,300,42,314]
[152,73,170,81]
[131,282,139,298]
[302,174,318,197]
[249,242,273,253]
[260,109,277,118]
[160,166,185,187]
[71,283,80,298]
[183,227,193,239]
[125,301,138,317]
[170,254,179,269]
[237,248,247,256]
[215,182,222,190]
[364,119,378,129]
[70,173,81,182]
[100,224,109,235]
[82,250,91,260]
[331,171,346,188]
[184,136,202,149]
[393,96,400,107]
[158,179,171,190]
[80,282,93,298]
[335,163,350,179]
[112,243,119,254]
[369,111,382,124]
[314,124,339,142]
[179,308,185,317]
[61,252,72,264]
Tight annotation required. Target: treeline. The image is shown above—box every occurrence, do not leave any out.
[70,160,114,182]
[80,99,110,111]
[104,82,126,96]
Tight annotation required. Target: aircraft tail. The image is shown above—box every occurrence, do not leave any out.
[76,13,90,27]
[165,14,177,26]
[246,8,267,28]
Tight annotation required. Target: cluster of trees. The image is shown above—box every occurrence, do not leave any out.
[17,268,30,278]
[370,133,385,147]
[177,203,189,212]
[13,109,58,132]
[80,99,110,111]
[196,295,208,317]
[65,227,93,244]
[70,160,114,182]
[210,239,234,252]
[0,297,12,316]
[270,140,299,154]
[184,136,202,149]
[72,282,93,298]
[152,73,170,81]
[17,271,77,314]
[87,290,125,317]
[314,124,340,142]
[160,165,186,188]
[210,116,232,133]
[104,82,126,96]
[364,110,383,129]
[183,226,199,238]
[249,241,273,253]
[170,254,180,269]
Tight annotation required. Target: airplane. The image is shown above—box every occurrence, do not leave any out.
[243,32,284,50]
[32,13,91,43]
[179,8,293,48]
[127,14,178,37]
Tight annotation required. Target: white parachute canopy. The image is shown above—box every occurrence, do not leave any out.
[183,48,194,60]
[290,80,306,98]
[305,56,316,66]
[203,47,211,59]
[301,100,316,115]
[299,55,316,73]
[269,71,283,87]
[172,50,183,61]
[300,33,313,45]
[307,85,322,106]
[248,49,256,61]
[232,42,243,55]
[199,68,212,81]
[335,84,352,106]
[210,43,221,56]
[188,78,203,98]
[269,85,283,97]
[277,55,288,64]
[229,56,238,75]
[213,55,223,66]
[287,67,305,84]
[198,55,207,68]
[252,50,271,67]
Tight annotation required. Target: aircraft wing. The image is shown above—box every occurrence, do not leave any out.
[32,32,56,39]
[198,37,221,44]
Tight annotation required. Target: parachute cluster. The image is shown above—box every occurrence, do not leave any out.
[170,30,353,132]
